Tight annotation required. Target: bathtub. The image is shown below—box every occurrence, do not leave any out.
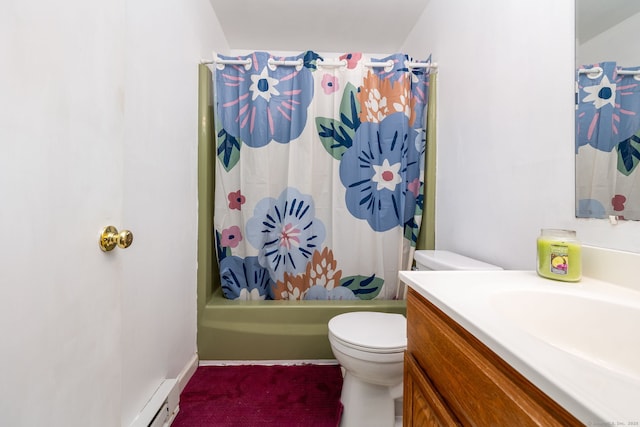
[198,289,406,360]
[197,64,406,360]
[198,288,406,360]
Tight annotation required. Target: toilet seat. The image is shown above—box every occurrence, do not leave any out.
[328,311,406,354]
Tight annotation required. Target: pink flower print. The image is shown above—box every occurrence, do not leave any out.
[339,52,362,69]
[221,226,242,248]
[228,190,245,210]
[279,223,301,250]
[407,177,421,198]
[612,194,626,212]
[321,74,340,95]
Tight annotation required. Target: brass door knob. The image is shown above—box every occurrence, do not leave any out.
[99,226,134,252]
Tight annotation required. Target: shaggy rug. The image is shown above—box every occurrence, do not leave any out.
[172,364,343,427]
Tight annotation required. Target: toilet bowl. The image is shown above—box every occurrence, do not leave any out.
[328,311,406,427]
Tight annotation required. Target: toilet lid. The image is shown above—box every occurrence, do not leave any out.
[328,312,407,352]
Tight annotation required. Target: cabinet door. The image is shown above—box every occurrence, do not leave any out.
[404,353,461,427]
[407,289,582,427]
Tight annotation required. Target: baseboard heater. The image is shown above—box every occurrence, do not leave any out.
[129,379,180,427]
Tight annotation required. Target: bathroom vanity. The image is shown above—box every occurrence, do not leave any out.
[399,270,640,426]
[403,287,580,426]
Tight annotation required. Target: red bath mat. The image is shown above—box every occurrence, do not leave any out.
[172,364,343,427]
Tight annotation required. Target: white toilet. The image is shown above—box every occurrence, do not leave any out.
[413,249,503,272]
[328,250,502,427]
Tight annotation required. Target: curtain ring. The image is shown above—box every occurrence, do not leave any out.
[585,67,603,80]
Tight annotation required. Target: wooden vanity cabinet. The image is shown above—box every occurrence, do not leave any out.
[404,288,584,427]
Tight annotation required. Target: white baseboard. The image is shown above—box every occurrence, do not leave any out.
[198,359,339,366]
[130,379,178,427]
[165,353,199,427]
[177,353,199,393]
[128,353,199,427]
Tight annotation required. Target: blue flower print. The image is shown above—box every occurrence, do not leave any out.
[577,62,640,153]
[414,127,426,174]
[215,51,315,148]
[576,199,607,219]
[246,188,326,282]
[340,112,421,231]
[577,62,618,152]
[220,256,274,300]
[368,53,430,130]
[408,56,431,129]
[370,53,407,84]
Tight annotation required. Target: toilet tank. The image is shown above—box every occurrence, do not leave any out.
[414,250,502,271]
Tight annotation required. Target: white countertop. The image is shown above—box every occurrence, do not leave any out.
[399,270,640,425]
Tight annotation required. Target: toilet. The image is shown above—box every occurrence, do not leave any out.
[328,250,502,427]
[413,249,503,272]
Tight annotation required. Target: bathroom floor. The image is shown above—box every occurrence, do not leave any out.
[172,364,344,426]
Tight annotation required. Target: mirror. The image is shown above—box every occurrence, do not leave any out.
[576,0,640,65]
[575,0,640,220]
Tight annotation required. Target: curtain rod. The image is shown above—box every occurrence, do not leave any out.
[578,66,640,77]
[201,57,438,71]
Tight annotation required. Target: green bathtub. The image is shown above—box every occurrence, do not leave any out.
[198,288,406,360]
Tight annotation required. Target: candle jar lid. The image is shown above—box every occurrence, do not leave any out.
[539,229,577,241]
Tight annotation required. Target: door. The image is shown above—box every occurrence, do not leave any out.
[2,1,209,425]
[0,0,126,425]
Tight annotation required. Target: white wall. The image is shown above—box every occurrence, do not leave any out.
[0,0,228,425]
[120,0,228,424]
[402,0,640,270]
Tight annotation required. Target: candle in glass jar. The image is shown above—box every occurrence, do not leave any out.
[536,229,581,282]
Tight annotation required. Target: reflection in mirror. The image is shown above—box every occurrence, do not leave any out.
[575,0,640,220]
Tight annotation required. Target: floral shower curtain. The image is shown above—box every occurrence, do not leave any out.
[576,61,640,220]
[213,51,431,300]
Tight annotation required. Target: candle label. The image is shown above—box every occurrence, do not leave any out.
[549,244,569,275]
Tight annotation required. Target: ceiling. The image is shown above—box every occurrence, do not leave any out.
[208,0,430,53]
[577,0,640,42]
[209,0,640,54]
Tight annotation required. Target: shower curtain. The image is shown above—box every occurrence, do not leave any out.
[213,51,432,300]
[576,61,640,220]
